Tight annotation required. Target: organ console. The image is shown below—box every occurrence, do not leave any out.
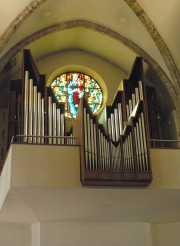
[7,50,156,186]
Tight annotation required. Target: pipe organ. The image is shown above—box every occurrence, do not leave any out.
[74,57,152,186]
[23,70,46,144]
[8,50,68,146]
[46,88,65,145]
[7,51,157,186]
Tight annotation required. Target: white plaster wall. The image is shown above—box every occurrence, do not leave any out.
[0,222,31,246]
[149,148,180,189]
[32,223,40,246]
[162,110,180,146]
[11,144,81,188]
[40,222,148,246]
[36,50,127,106]
[151,222,180,246]
[0,146,12,209]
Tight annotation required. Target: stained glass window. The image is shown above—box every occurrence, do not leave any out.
[50,72,103,118]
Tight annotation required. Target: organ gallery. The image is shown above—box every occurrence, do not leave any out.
[7,49,160,186]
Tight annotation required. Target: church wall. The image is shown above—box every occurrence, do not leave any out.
[40,221,148,246]
[11,144,81,188]
[0,222,31,246]
[36,50,127,107]
[149,148,180,189]
[162,110,180,145]
[150,222,180,246]
[7,143,180,190]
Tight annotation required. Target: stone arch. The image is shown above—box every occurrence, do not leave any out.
[0,0,47,52]
[0,0,179,93]
[0,20,179,110]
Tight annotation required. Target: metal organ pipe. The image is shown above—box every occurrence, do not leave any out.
[129,99,132,116]
[105,139,110,170]
[93,124,97,170]
[87,113,92,170]
[24,71,29,142]
[28,79,33,143]
[83,108,88,169]
[33,86,37,143]
[60,113,64,144]
[37,92,42,144]
[126,104,129,119]
[139,81,143,100]
[134,126,139,171]
[100,132,105,170]
[118,103,123,135]
[114,108,119,141]
[140,113,148,170]
[132,94,136,110]
[126,137,130,170]
[41,98,45,144]
[135,87,139,104]
[52,103,57,144]
[90,118,95,170]
[129,132,134,171]
[57,109,61,144]
[111,113,115,141]
[138,116,145,170]
[98,129,102,170]
[48,96,52,144]
[136,121,143,171]
[108,118,112,140]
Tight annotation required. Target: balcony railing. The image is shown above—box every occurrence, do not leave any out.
[11,135,77,145]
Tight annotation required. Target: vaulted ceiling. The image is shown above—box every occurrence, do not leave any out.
[0,0,179,109]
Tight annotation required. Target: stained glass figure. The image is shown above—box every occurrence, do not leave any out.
[51,72,103,118]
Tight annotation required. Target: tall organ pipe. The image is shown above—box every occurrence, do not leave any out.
[138,116,145,170]
[48,96,52,144]
[28,79,33,143]
[93,124,97,170]
[83,108,88,169]
[41,98,45,143]
[37,92,42,144]
[111,113,115,141]
[52,103,57,144]
[87,113,92,170]
[90,118,95,170]
[57,109,61,144]
[139,81,143,100]
[33,86,37,143]
[141,113,148,170]
[135,88,139,104]
[118,103,123,135]
[24,71,29,142]
[114,108,119,141]
[60,113,64,144]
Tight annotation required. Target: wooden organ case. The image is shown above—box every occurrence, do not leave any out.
[74,57,153,186]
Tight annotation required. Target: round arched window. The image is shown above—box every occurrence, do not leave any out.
[50,72,103,118]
